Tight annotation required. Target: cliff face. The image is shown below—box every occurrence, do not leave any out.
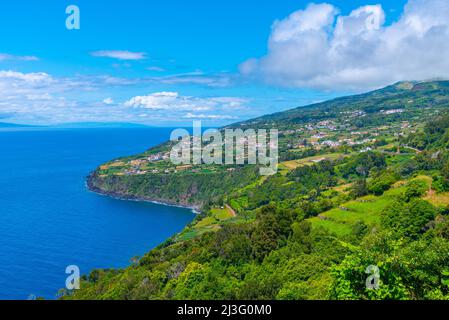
[87,166,259,210]
[87,173,202,208]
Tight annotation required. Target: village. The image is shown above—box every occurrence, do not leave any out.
[97,106,421,178]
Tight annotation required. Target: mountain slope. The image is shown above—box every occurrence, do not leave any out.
[63,81,449,300]
[233,81,449,129]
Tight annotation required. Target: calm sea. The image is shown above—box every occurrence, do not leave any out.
[0,127,195,300]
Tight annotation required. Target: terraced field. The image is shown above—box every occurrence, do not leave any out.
[309,175,439,237]
[176,206,236,241]
[278,153,347,175]
[309,188,403,236]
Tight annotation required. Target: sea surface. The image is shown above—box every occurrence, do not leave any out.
[0,127,195,300]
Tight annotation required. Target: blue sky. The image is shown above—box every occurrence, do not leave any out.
[2,0,449,126]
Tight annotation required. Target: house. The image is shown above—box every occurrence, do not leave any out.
[360,147,373,153]
[130,159,146,166]
[321,140,340,147]
[381,109,404,115]
[148,152,170,162]
[312,133,328,139]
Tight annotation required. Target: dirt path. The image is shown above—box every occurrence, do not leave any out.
[225,204,237,217]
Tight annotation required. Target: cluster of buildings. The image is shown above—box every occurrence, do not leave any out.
[293,131,380,150]
[316,120,337,131]
[124,168,147,176]
[124,167,176,176]
[148,152,170,162]
[380,109,405,115]
[119,152,172,176]
[341,110,367,118]
[108,109,417,177]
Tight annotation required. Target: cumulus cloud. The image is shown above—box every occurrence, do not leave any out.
[0,68,249,123]
[240,0,449,90]
[91,50,147,60]
[0,70,52,84]
[0,69,246,124]
[0,71,135,124]
[124,92,247,112]
[0,71,77,123]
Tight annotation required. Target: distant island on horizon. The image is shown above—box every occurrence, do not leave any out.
[0,122,155,129]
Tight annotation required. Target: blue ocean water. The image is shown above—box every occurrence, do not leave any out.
[0,128,195,300]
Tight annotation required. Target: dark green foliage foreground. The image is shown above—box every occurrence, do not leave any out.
[63,81,449,300]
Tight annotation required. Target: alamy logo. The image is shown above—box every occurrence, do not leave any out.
[170,121,278,176]
[365,265,380,290]
[65,265,80,290]
[66,5,80,30]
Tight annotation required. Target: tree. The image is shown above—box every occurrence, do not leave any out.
[251,204,295,261]
[331,230,449,300]
[404,179,429,202]
[368,170,399,196]
[382,199,437,238]
[291,221,313,253]
[352,220,369,239]
[350,179,369,198]
[341,152,387,178]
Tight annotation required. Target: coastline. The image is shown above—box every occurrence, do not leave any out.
[86,174,202,215]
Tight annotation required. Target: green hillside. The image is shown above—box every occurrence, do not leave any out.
[234,81,449,129]
[63,81,449,300]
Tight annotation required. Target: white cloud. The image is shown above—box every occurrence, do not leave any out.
[103,98,114,105]
[183,113,237,120]
[124,92,247,112]
[154,72,233,88]
[0,70,52,84]
[26,93,53,101]
[269,3,338,42]
[91,50,147,60]
[0,70,245,124]
[0,53,39,61]
[147,66,165,72]
[240,0,449,90]
[78,72,233,88]
[0,70,107,124]
[125,92,185,110]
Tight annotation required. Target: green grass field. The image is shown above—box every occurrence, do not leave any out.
[278,153,347,175]
[309,191,401,237]
[308,176,438,237]
[176,206,235,241]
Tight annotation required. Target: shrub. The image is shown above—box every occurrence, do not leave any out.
[404,179,429,201]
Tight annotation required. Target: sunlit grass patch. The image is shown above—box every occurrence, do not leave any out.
[425,192,449,207]
[280,153,347,174]
[195,216,217,228]
[210,207,235,220]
